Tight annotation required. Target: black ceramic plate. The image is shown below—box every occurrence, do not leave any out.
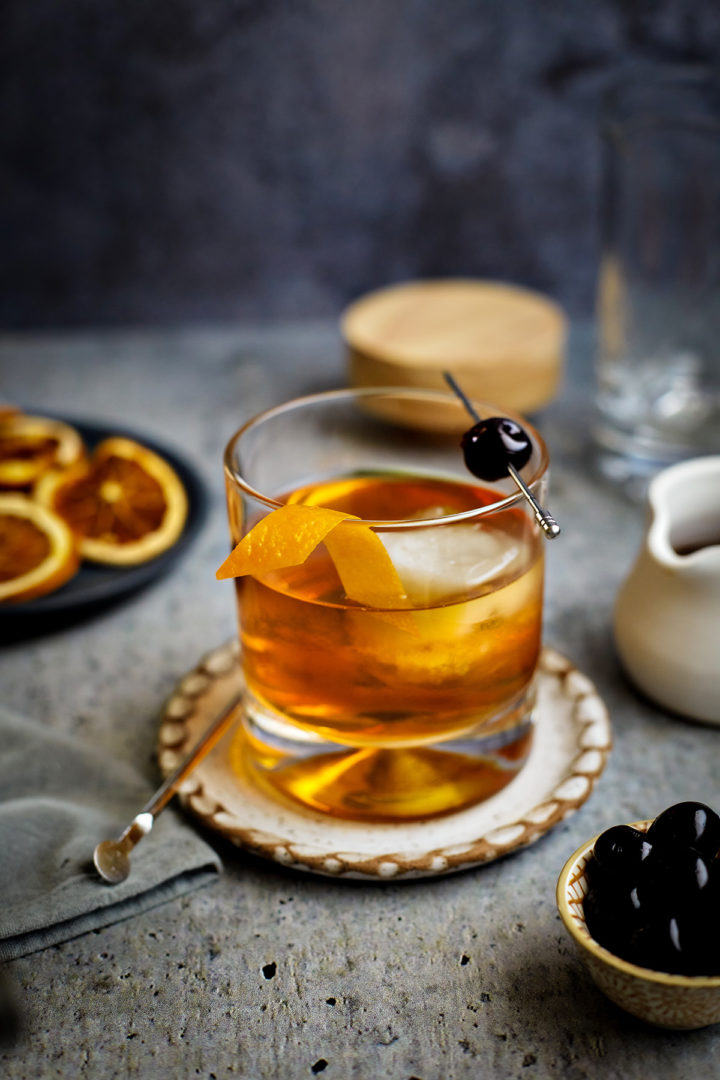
[0,417,208,625]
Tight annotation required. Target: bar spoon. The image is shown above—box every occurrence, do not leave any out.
[93,691,242,884]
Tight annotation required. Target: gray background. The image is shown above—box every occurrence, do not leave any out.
[3,0,720,330]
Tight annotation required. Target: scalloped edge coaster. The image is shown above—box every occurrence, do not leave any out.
[158,642,612,880]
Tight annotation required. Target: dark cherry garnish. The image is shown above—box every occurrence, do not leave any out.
[584,802,720,976]
[630,914,689,974]
[630,910,720,976]
[593,824,652,883]
[444,372,559,537]
[584,886,641,958]
[646,802,720,861]
[637,848,716,919]
[460,417,532,482]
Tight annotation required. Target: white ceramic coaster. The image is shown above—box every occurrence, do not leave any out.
[158,642,612,880]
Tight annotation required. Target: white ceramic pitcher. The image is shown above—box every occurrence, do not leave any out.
[614,456,720,725]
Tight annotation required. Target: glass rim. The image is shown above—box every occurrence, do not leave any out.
[223,386,550,531]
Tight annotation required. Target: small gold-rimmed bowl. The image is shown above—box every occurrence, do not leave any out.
[556,821,720,1029]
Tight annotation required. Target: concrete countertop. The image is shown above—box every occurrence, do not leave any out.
[1,322,718,1079]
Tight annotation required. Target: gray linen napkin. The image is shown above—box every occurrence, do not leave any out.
[0,706,221,961]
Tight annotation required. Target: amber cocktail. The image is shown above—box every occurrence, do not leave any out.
[222,388,548,822]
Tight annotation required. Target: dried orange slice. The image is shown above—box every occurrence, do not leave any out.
[0,414,85,489]
[216,504,410,612]
[34,437,188,565]
[0,494,80,602]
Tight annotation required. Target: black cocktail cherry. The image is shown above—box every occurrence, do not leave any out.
[585,801,720,976]
[592,824,652,883]
[461,417,532,482]
[646,801,720,860]
[444,371,560,538]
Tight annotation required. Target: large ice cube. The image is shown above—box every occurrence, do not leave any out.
[380,521,522,604]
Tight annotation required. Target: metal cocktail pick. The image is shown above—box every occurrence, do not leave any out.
[93,691,243,884]
[444,372,561,539]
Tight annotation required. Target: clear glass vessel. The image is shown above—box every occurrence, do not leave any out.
[224,387,549,822]
[595,65,720,494]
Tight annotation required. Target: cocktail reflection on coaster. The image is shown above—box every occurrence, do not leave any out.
[218,388,551,823]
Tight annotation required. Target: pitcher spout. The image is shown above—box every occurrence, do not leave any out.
[646,456,720,583]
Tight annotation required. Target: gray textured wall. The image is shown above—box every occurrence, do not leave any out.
[2,1,720,329]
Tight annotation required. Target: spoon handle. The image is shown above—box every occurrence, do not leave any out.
[94,692,244,883]
[140,691,244,820]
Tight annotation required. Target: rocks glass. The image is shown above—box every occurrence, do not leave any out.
[223,388,549,822]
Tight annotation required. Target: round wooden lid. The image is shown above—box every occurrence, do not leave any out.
[342,279,566,431]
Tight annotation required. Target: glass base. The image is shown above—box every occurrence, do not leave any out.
[593,419,706,501]
[229,694,535,823]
